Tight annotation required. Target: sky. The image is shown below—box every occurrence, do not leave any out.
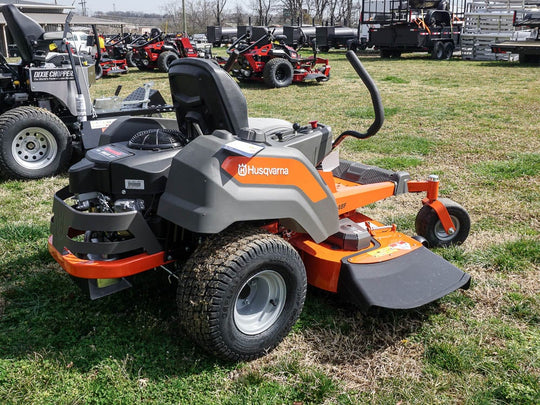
[59,1,238,16]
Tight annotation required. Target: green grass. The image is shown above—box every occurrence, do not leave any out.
[381,75,410,84]
[1,51,539,403]
[479,239,540,273]
[471,153,540,180]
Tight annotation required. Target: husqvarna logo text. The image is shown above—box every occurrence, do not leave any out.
[237,163,289,177]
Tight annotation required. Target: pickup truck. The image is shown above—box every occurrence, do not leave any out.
[491,11,540,64]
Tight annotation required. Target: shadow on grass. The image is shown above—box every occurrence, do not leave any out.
[296,286,439,366]
[0,259,443,380]
[236,79,325,91]
[0,267,227,379]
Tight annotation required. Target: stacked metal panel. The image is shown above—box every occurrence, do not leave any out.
[461,0,540,60]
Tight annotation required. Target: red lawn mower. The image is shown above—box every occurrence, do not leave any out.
[222,27,330,88]
[94,32,128,79]
[129,29,205,73]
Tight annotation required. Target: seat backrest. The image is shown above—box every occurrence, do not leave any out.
[168,58,248,137]
[2,4,45,64]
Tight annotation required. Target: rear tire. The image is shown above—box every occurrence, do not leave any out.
[177,225,307,361]
[0,106,72,179]
[415,198,470,247]
[443,42,454,60]
[157,51,179,72]
[432,42,445,60]
[263,58,294,88]
[126,51,137,67]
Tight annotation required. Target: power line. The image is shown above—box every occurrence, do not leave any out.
[79,0,87,16]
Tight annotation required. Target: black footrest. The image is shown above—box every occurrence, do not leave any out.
[333,160,410,194]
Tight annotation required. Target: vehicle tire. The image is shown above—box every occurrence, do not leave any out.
[157,51,179,73]
[0,106,72,179]
[126,51,137,67]
[177,225,307,361]
[95,63,103,80]
[415,198,470,248]
[432,42,445,60]
[443,42,454,60]
[391,50,402,58]
[136,58,153,71]
[262,58,294,88]
[319,46,329,52]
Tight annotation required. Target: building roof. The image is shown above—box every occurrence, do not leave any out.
[0,2,125,26]
[0,12,125,26]
[0,1,68,11]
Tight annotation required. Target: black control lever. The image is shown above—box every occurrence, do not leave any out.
[332,51,384,149]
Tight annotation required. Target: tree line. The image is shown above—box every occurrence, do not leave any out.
[94,0,361,35]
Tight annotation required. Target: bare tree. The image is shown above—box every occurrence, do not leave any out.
[188,0,213,33]
[213,0,228,25]
[281,0,303,25]
[252,0,274,25]
[161,2,184,32]
[232,3,247,25]
[308,0,329,24]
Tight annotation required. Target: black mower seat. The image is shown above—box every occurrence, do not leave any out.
[2,4,45,64]
[168,58,249,136]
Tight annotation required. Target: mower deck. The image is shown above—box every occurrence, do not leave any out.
[339,246,470,311]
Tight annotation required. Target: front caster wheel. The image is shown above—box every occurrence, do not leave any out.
[177,225,307,361]
[415,198,470,248]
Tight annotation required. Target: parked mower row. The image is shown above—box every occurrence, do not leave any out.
[0,7,333,180]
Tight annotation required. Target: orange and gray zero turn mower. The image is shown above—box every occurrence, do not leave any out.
[48,51,470,361]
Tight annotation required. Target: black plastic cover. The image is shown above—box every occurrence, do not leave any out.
[2,4,45,63]
[338,246,470,312]
[333,160,410,194]
[326,218,371,251]
[69,143,179,198]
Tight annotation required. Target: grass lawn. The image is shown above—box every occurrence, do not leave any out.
[0,51,539,404]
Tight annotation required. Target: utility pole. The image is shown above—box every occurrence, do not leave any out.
[79,0,87,16]
[182,0,187,35]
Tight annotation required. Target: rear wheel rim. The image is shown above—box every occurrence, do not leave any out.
[276,66,289,82]
[11,127,57,169]
[233,270,286,335]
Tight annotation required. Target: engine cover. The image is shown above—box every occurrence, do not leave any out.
[70,128,188,198]
[69,143,181,199]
